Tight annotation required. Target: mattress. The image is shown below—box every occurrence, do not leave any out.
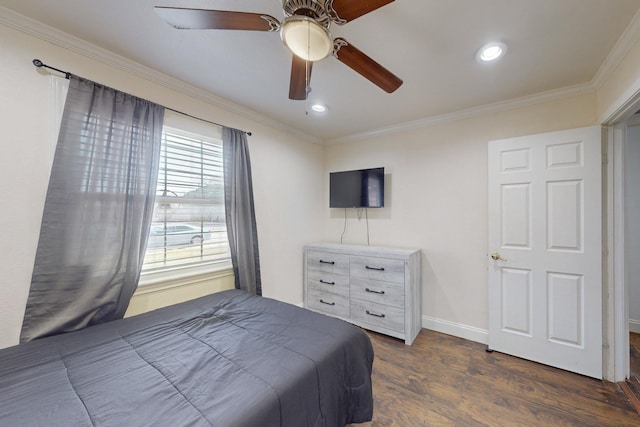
[0,289,374,426]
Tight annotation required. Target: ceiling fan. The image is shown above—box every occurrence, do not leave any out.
[155,0,403,100]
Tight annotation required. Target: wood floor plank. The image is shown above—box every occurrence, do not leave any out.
[349,329,640,426]
[464,354,634,417]
[460,371,638,426]
[631,332,640,378]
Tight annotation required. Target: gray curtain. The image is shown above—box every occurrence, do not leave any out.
[20,75,164,342]
[222,127,262,295]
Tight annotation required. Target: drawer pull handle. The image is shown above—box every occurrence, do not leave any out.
[365,265,385,271]
[366,310,386,318]
[320,299,335,306]
[365,288,385,295]
[320,280,335,285]
[319,260,335,265]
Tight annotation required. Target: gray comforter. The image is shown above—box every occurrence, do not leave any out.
[0,289,374,426]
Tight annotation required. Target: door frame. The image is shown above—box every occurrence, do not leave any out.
[604,93,640,382]
[606,122,628,382]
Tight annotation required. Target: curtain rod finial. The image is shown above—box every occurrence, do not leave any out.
[33,59,44,67]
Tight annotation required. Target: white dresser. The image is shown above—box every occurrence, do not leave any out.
[304,243,421,345]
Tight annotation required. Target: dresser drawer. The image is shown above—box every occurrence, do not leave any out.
[350,277,404,308]
[307,269,349,298]
[306,288,349,318]
[306,251,350,276]
[350,299,405,333]
[350,255,405,284]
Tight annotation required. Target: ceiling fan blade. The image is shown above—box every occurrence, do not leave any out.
[154,7,280,31]
[333,38,402,93]
[289,55,312,100]
[327,0,395,24]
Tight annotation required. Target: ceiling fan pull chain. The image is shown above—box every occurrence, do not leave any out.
[304,24,309,115]
[305,21,312,104]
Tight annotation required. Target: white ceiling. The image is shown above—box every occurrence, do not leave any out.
[2,0,640,141]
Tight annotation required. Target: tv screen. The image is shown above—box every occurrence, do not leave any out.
[330,167,384,208]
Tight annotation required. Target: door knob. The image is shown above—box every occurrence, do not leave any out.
[490,252,507,261]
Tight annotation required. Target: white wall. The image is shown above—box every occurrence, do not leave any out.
[0,22,324,349]
[323,94,598,340]
[627,124,640,332]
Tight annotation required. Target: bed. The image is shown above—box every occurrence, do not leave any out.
[0,289,374,426]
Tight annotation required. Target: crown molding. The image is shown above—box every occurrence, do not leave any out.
[592,8,640,90]
[0,6,321,144]
[328,10,640,144]
[326,82,595,144]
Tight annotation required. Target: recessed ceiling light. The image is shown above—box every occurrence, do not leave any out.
[476,42,507,62]
[311,103,328,113]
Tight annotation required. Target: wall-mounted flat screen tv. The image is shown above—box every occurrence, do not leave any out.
[330,167,384,208]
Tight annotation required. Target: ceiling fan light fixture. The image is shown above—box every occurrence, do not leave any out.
[281,16,332,62]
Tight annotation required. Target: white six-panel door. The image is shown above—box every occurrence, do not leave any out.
[488,126,602,379]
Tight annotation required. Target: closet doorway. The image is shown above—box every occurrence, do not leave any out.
[608,103,640,383]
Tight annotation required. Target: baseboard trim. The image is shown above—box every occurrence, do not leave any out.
[630,319,640,334]
[297,304,490,344]
[422,315,488,345]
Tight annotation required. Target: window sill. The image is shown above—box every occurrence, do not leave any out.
[138,260,233,291]
[126,261,235,318]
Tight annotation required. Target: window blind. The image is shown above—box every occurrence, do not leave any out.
[142,126,230,271]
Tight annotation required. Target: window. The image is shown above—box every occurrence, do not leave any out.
[142,115,230,273]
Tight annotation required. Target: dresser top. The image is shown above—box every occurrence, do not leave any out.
[304,242,421,258]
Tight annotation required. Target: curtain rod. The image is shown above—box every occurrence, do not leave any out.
[32,59,252,136]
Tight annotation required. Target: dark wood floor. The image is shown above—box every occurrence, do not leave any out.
[350,329,640,426]
[631,332,640,379]
[627,332,640,409]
